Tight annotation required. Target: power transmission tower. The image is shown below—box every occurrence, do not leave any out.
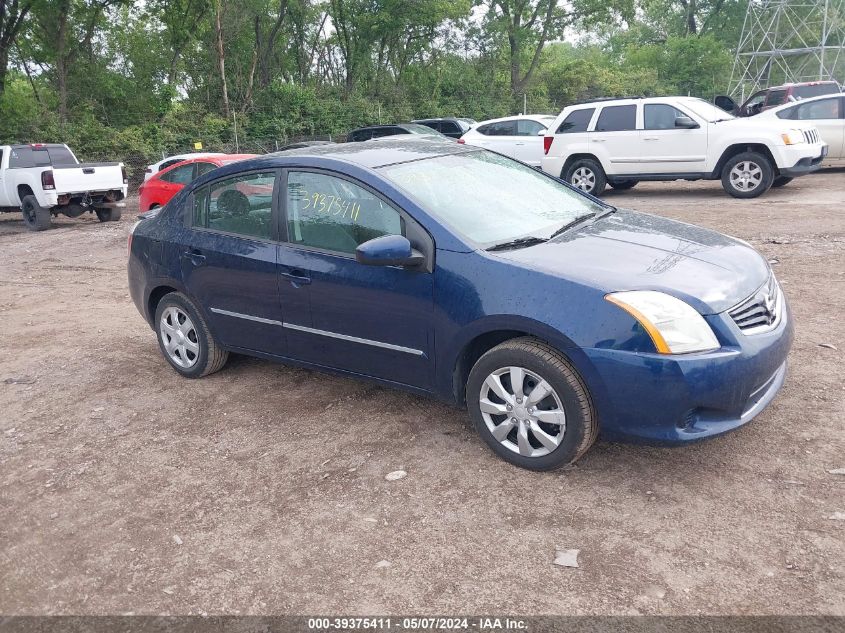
[728,0,845,101]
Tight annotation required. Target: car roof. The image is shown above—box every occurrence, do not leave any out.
[468,114,556,129]
[236,137,476,170]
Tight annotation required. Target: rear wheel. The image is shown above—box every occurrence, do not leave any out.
[154,292,228,378]
[20,195,51,231]
[609,179,638,190]
[772,176,793,188]
[721,151,774,198]
[564,158,607,197]
[466,337,597,470]
[96,208,122,222]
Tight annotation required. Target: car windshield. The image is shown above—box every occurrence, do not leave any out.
[682,98,736,122]
[403,123,446,135]
[380,150,606,246]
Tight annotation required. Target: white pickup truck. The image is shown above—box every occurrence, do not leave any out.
[0,143,128,231]
[541,96,828,198]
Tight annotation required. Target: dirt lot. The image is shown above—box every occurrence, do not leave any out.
[1,172,843,616]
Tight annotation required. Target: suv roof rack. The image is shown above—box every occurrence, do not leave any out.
[572,96,646,105]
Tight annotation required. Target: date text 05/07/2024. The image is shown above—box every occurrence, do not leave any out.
[307,617,528,631]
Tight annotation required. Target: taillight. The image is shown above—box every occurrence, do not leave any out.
[121,166,128,184]
[543,136,553,155]
[41,170,55,190]
[457,138,465,144]
[128,220,140,255]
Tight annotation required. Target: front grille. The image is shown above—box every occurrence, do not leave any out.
[802,129,820,144]
[729,275,783,334]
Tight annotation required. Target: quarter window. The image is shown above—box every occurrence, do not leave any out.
[479,120,517,136]
[595,105,636,132]
[644,104,688,130]
[556,108,594,134]
[160,163,195,185]
[195,171,276,239]
[286,171,403,255]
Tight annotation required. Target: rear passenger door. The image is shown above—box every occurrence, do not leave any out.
[591,104,640,175]
[180,169,287,356]
[277,169,435,389]
[476,120,520,159]
[515,119,547,166]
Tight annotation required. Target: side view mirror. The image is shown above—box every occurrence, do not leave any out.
[675,116,699,129]
[356,234,424,268]
[537,129,546,136]
[714,95,737,113]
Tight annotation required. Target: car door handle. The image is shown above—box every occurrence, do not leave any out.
[643,137,659,141]
[592,138,606,143]
[280,269,311,286]
[181,250,206,266]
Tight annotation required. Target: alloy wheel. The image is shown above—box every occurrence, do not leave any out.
[159,306,200,368]
[729,161,763,192]
[478,366,566,457]
[571,167,596,192]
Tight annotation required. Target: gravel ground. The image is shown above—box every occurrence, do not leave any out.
[0,171,843,616]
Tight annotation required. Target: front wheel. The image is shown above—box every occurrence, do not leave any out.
[154,292,228,378]
[96,207,122,222]
[721,152,774,198]
[772,176,793,188]
[466,338,598,471]
[21,195,51,231]
[564,158,607,197]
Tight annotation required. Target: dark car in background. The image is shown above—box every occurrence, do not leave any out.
[128,139,793,471]
[716,80,842,117]
[412,118,473,139]
[346,123,447,142]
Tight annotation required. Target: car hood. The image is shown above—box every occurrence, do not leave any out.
[717,115,816,133]
[495,210,769,315]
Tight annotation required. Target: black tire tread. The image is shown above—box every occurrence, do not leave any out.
[21,195,51,231]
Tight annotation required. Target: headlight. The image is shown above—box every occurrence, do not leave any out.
[606,291,720,354]
[781,129,806,145]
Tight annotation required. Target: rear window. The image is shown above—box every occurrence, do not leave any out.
[793,83,840,99]
[556,108,594,134]
[47,146,77,165]
[595,105,636,132]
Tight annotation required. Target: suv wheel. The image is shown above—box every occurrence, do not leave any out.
[721,152,774,198]
[21,195,51,231]
[564,158,607,196]
[154,292,228,378]
[466,337,598,471]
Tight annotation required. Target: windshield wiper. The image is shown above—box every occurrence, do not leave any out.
[486,236,548,252]
[548,213,597,240]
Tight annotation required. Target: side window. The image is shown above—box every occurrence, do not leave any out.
[160,158,183,171]
[9,147,33,168]
[794,98,840,120]
[160,163,195,184]
[371,127,397,139]
[31,148,51,167]
[556,108,594,134]
[196,162,218,177]
[765,89,789,107]
[207,171,276,239]
[517,119,545,136]
[595,105,636,132]
[286,171,403,255]
[442,121,461,135]
[643,104,687,130]
[487,121,517,136]
[476,123,492,135]
[47,146,77,165]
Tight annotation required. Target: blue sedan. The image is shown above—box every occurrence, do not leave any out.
[128,138,793,470]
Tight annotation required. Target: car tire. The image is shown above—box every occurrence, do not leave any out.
[609,179,638,190]
[96,208,122,222]
[721,152,774,198]
[21,195,51,231]
[154,292,228,378]
[772,176,793,188]
[466,337,598,471]
[564,158,607,196]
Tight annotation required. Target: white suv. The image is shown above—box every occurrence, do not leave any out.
[541,96,828,198]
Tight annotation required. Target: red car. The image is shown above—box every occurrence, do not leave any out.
[138,154,258,211]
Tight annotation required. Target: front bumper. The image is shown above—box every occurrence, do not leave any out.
[778,143,828,177]
[580,301,794,444]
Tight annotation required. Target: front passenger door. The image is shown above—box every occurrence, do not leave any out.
[278,170,435,389]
